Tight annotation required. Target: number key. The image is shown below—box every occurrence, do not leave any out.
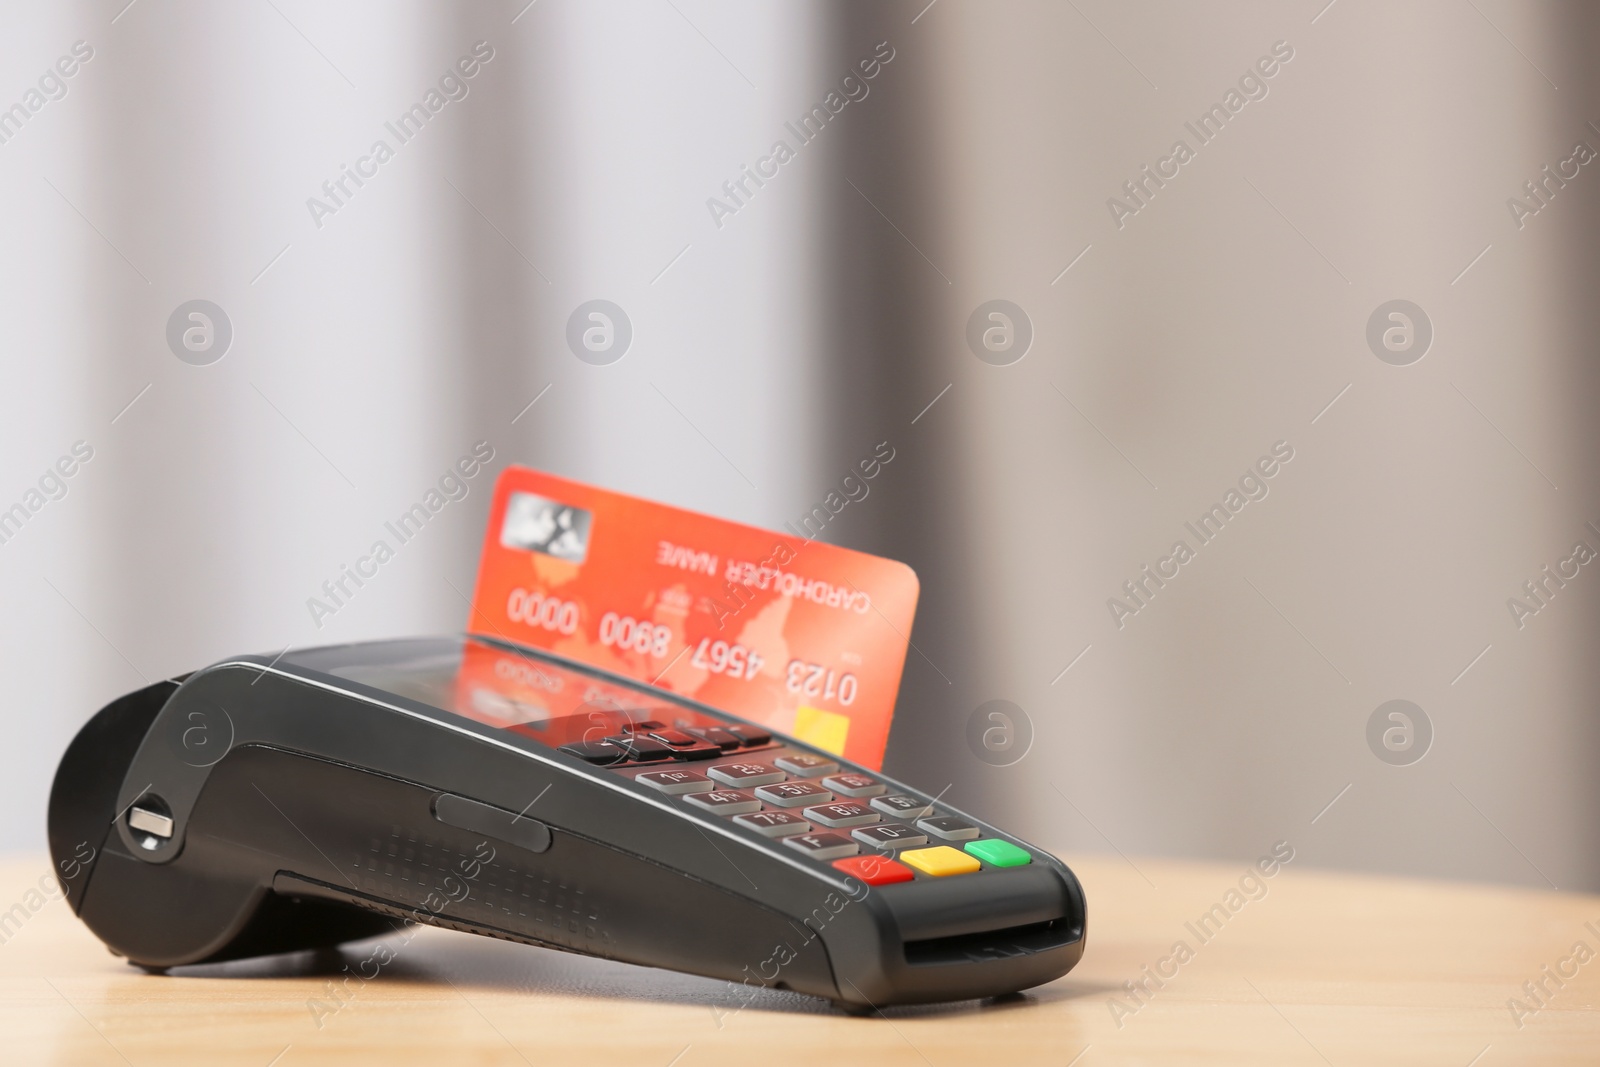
[775,754,839,778]
[870,794,933,819]
[754,781,832,808]
[732,811,810,837]
[802,802,880,829]
[635,770,713,795]
[822,773,885,798]
[707,762,786,787]
[853,823,928,850]
[683,789,762,815]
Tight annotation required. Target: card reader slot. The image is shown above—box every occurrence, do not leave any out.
[902,917,1075,967]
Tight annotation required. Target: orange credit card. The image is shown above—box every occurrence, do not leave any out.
[465,466,920,769]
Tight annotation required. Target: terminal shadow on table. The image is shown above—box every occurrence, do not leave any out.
[161,930,1114,1019]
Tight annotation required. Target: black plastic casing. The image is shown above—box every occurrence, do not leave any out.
[48,637,1085,1007]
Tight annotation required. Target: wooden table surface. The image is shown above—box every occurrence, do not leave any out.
[2,851,1596,1066]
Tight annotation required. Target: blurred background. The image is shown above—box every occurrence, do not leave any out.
[3,0,1597,892]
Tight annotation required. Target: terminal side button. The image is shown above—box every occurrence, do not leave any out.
[433,793,552,854]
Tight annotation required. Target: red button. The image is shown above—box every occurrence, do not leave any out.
[832,855,914,885]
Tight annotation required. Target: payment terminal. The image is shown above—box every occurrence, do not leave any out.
[48,635,1085,1008]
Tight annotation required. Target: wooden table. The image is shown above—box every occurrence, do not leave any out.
[2,851,1595,1065]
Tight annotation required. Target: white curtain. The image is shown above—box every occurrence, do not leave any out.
[4,0,1596,891]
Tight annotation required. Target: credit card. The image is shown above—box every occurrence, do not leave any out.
[466,466,920,769]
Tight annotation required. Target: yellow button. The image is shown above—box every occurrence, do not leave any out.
[899,845,981,877]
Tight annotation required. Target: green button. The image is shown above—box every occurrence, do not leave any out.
[963,839,1031,867]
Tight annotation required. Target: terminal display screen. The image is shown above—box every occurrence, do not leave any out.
[284,636,724,749]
